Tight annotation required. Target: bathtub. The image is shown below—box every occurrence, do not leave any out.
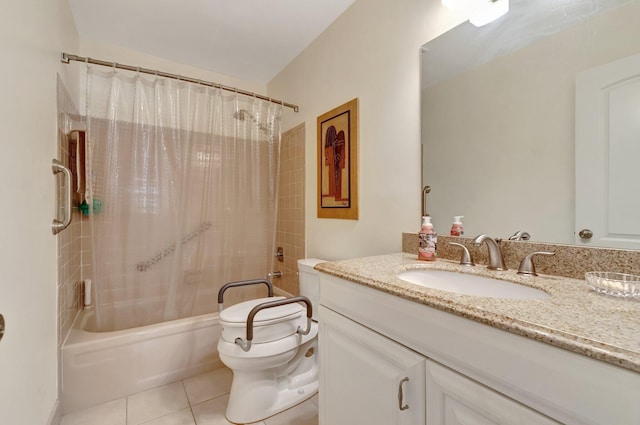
[61,308,222,414]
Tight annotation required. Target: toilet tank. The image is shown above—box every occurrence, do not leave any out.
[297,258,325,321]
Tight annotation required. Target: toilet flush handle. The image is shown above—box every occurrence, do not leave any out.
[235,296,313,352]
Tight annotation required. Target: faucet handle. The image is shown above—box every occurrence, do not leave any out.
[508,230,531,241]
[517,252,555,276]
[449,242,475,266]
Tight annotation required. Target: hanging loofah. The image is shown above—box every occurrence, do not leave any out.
[78,198,103,216]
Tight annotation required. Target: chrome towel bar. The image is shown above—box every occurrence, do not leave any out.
[52,159,72,235]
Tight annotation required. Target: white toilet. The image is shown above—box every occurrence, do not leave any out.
[217,258,324,424]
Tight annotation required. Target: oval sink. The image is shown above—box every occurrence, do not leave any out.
[398,269,550,300]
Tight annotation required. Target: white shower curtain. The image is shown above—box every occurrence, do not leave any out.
[85,66,282,331]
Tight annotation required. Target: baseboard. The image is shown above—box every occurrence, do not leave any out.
[47,399,61,425]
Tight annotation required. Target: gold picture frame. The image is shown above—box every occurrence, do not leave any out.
[317,98,358,220]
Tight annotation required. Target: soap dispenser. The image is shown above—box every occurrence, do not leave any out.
[418,216,437,261]
[450,216,464,236]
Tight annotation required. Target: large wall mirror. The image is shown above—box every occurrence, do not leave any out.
[421,0,640,249]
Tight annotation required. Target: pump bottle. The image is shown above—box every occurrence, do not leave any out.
[450,216,464,236]
[418,216,437,261]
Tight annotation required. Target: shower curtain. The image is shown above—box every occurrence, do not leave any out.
[85,66,282,331]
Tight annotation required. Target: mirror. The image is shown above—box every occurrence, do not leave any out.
[421,0,640,248]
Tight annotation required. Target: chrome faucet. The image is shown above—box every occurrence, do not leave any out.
[508,230,531,241]
[473,234,507,271]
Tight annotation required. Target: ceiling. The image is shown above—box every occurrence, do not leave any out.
[421,0,632,88]
[69,0,355,84]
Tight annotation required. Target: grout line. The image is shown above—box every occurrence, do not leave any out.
[181,379,199,425]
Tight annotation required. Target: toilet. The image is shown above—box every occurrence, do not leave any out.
[217,258,324,424]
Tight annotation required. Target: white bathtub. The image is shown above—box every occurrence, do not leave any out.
[61,308,222,414]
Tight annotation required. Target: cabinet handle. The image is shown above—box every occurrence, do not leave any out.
[398,377,409,411]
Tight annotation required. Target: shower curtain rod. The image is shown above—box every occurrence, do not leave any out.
[61,52,299,112]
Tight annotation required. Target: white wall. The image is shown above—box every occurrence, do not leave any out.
[0,0,79,423]
[268,0,465,260]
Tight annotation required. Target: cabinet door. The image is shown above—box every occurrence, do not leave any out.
[319,305,426,425]
[426,359,561,425]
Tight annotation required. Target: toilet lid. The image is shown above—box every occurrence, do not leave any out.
[219,296,305,326]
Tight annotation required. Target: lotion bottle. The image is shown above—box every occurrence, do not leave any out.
[450,216,464,236]
[418,216,437,261]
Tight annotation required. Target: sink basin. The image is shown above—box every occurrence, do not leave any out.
[397,269,550,299]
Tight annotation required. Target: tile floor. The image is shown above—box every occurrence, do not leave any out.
[60,368,318,425]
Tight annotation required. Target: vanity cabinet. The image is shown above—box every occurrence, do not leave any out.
[318,272,640,425]
[320,305,425,424]
[426,359,559,424]
[320,304,558,425]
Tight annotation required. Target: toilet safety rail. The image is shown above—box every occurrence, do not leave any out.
[217,279,274,312]
[234,296,313,352]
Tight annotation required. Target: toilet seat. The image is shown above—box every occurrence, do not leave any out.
[218,321,318,360]
[219,296,308,344]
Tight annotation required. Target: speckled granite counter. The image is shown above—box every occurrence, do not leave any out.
[315,253,640,373]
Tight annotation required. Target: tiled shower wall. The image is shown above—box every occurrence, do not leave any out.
[56,77,83,344]
[274,123,306,296]
[58,119,307,336]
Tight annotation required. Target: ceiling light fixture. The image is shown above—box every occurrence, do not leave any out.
[442,0,509,27]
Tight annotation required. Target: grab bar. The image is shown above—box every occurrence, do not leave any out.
[235,296,313,352]
[422,185,431,217]
[52,159,72,235]
[217,278,274,312]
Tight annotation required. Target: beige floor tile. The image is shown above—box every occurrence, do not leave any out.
[183,367,233,405]
[60,370,315,425]
[191,395,266,425]
[128,381,190,425]
[139,408,196,425]
[59,398,126,425]
[264,397,318,425]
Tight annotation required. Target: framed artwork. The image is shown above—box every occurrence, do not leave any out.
[317,98,358,219]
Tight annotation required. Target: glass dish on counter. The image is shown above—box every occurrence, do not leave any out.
[585,271,640,298]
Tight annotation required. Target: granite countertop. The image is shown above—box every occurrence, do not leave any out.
[315,253,640,373]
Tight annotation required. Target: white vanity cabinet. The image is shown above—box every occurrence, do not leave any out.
[425,359,560,425]
[318,272,640,425]
[320,304,558,425]
[319,305,426,424]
